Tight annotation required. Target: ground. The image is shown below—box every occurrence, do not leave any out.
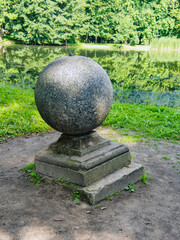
[0,127,180,240]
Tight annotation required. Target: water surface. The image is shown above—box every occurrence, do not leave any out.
[0,45,179,107]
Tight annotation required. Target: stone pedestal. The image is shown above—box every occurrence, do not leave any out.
[35,131,143,204]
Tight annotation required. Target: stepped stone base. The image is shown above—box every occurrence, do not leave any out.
[35,132,143,204]
[80,162,143,205]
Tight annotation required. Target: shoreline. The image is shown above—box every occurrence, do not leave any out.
[80,44,151,51]
[1,39,179,52]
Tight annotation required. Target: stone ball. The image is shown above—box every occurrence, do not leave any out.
[35,55,113,136]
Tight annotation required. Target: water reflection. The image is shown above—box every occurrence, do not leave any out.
[0,45,179,107]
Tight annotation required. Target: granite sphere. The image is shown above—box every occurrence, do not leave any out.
[35,55,113,135]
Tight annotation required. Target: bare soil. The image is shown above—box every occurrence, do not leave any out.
[0,128,180,240]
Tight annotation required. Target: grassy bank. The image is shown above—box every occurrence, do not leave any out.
[0,36,15,46]
[0,85,52,141]
[103,102,180,141]
[0,84,179,142]
[151,37,180,51]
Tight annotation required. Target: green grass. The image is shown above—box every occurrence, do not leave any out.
[21,162,45,186]
[120,135,143,143]
[103,102,180,141]
[151,37,180,51]
[0,84,180,142]
[162,156,170,160]
[0,84,52,141]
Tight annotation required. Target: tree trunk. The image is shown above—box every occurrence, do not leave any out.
[85,33,89,43]
[95,35,97,43]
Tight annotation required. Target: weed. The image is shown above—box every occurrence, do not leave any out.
[177,161,180,163]
[72,191,80,202]
[58,177,64,183]
[130,154,134,162]
[58,177,71,185]
[124,184,136,192]
[106,195,113,200]
[162,156,170,160]
[172,164,176,168]
[22,162,44,186]
[66,178,70,185]
[114,191,120,196]
[141,172,153,185]
[22,162,36,172]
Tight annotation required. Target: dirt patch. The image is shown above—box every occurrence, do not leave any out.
[0,128,180,240]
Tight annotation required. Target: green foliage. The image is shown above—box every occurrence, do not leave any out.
[103,103,180,141]
[22,162,36,171]
[1,0,180,44]
[114,191,120,196]
[124,184,136,192]
[72,191,80,202]
[141,172,153,185]
[22,162,44,186]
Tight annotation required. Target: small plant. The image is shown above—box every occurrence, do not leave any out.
[141,172,153,185]
[22,162,36,172]
[66,178,70,184]
[163,156,170,160]
[114,191,120,196]
[106,195,113,200]
[22,162,44,186]
[58,177,64,183]
[172,164,176,168]
[72,191,80,202]
[124,184,136,192]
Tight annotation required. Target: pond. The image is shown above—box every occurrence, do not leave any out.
[0,44,180,107]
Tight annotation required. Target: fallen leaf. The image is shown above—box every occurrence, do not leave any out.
[54,219,63,221]
[100,207,106,210]
[85,210,91,214]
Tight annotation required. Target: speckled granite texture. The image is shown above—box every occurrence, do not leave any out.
[35,55,113,135]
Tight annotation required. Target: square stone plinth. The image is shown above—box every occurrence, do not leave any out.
[35,132,143,204]
[35,141,131,187]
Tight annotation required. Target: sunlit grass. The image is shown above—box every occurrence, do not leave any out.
[0,84,180,141]
[0,84,52,141]
[151,37,180,51]
[103,102,180,141]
